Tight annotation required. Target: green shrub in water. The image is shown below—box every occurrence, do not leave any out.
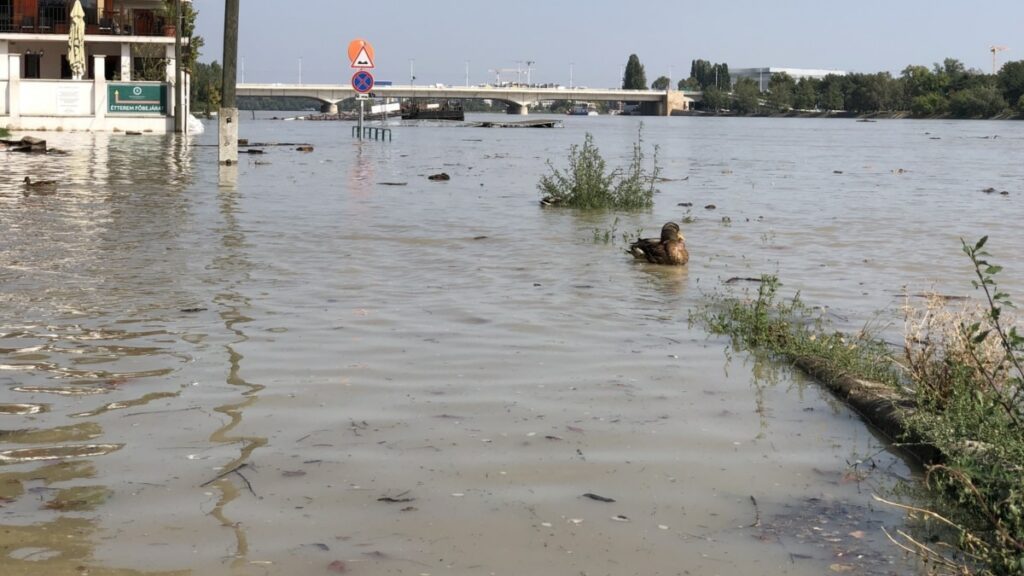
[539,125,659,210]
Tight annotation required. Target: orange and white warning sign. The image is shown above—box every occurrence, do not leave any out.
[348,39,375,69]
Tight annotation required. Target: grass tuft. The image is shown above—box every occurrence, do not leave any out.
[539,124,659,210]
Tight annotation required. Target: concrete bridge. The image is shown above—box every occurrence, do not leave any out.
[235,83,700,115]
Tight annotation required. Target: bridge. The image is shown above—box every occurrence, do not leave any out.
[235,84,701,115]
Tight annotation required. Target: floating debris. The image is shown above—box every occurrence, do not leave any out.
[428,173,451,181]
[583,492,616,503]
[0,443,124,464]
[0,403,49,415]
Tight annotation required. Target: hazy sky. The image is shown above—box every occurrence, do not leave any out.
[191,0,1023,87]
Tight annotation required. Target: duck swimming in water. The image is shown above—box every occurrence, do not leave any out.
[628,222,689,265]
[23,176,57,187]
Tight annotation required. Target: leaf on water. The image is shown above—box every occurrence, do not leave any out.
[829,564,854,573]
[282,470,307,477]
[327,560,347,573]
[848,530,865,539]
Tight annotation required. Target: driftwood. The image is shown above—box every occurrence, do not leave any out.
[792,355,940,465]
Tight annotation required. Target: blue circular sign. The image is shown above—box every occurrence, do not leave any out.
[352,70,374,93]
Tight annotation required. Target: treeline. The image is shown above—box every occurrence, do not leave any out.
[624,53,1024,118]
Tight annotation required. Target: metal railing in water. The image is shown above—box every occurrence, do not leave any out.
[351,126,393,141]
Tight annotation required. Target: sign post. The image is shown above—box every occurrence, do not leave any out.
[348,39,375,139]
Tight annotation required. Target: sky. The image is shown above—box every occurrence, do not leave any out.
[191,0,1024,87]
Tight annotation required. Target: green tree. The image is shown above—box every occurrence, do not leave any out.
[845,72,897,113]
[948,86,1007,118]
[191,60,223,113]
[651,76,670,90]
[677,77,700,91]
[701,86,727,111]
[793,77,819,110]
[732,78,760,114]
[997,60,1024,108]
[622,54,647,90]
[766,72,795,111]
[818,74,847,111]
[910,93,948,117]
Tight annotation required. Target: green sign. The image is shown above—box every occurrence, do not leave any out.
[108,84,167,114]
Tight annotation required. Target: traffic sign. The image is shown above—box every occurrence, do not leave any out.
[352,70,375,93]
[348,39,375,69]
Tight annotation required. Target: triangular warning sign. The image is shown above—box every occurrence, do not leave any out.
[351,47,374,69]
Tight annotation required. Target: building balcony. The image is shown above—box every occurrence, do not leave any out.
[0,4,176,38]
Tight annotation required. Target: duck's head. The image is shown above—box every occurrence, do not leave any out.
[23,177,31,184]
[660,222,682,242]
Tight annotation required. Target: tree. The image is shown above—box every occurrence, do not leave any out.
[701,86,727,111]
[997,60,1024,109]
[793,77,819,110]
[651,76,670,90]
[622,54,647,90]
[818,74,847,111]
[910,93,948,117]
[948,86,1007,118]
[732,78,760,114]
[677,77,700,91]
[766,72,795,111]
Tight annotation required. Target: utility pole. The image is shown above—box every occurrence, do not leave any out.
[218,0,239,165]
[569,62,574,89]
[173,0,183,133]
[410,59,415,85]
[526,60,534,85]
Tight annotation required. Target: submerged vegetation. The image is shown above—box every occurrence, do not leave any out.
[0,127,10,138]
[697,238,1024,575]
[538,126,660,210]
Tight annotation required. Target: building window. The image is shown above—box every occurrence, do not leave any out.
[0,0,13,33]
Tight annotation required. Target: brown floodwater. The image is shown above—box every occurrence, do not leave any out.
[2,114,1023,575]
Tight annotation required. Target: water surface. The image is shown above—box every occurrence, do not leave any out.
[2,114,1023,575]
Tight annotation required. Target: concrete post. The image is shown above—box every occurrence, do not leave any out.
[93,55,106,122]
[8,53,20,123]
[120,43,131,81]
[219,0,240,165]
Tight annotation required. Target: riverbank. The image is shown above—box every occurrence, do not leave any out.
[698,251,1024,574]
[673,109,1021,120]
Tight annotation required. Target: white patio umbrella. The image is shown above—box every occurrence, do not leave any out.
[68,0,86,80]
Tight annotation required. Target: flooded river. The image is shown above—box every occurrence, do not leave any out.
[2,115,1023,575]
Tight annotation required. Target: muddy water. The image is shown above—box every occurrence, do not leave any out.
[2,115,1023,575]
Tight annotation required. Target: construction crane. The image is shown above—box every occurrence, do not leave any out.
[990,45,1008,74]
[487,68,520,85]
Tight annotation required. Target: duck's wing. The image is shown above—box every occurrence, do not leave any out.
[629,238,669,263]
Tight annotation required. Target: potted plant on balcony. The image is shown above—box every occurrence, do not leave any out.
[160,0,176,37]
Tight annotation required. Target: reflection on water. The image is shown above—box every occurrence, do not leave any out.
[205,185,267,569]
[1,118,1022,574]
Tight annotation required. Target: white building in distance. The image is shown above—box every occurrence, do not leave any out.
[731,67,848,91]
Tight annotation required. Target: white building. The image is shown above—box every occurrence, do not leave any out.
[1,0,189,133]
[730,67,848,92]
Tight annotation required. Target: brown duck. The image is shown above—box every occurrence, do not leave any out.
[628,222,689,265]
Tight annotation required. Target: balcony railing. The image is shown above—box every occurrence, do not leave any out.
[1,7,171,37]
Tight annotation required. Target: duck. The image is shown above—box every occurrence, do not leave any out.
[23,176,58,187]
[628,222,689,265]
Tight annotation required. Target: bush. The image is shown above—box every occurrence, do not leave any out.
[949,86,1008,118]
[910,93,948,117]
[0,127,10,138]
[538,126,659,210]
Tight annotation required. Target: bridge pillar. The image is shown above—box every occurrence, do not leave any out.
[506,102,529,115]
[321,101,338,114]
